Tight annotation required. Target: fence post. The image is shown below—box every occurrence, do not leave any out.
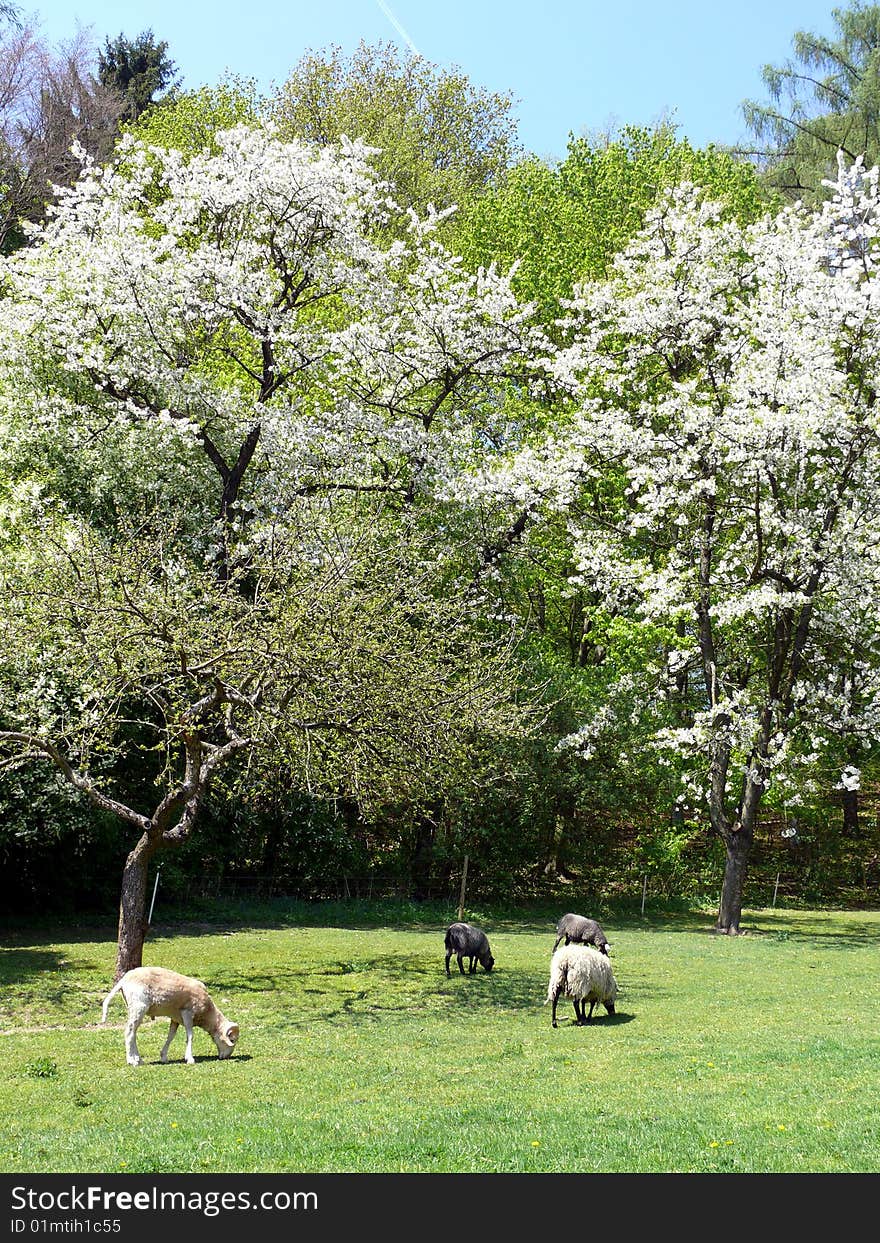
[772,872,780,908]
[640,873,647,915]
[457,855,469,922]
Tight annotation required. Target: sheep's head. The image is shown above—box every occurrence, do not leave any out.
[482,954,495,973]
[215,1020,240,1059]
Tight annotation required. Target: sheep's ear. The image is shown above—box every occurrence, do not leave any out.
[227,1023,240,1042]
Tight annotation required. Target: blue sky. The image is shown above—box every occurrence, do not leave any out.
[25,0,842,160]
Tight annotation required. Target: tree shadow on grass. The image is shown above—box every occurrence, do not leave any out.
[732,911,880,947]
[204,953,660,1028]
[0,923,116,947]
[301,957,550,1023]
[217,955,552,1027]
[0,947,94,987]
[438,969,542,1015]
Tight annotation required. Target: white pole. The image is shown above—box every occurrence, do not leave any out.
[640,873,647,915]
[148,867,161,925]
[772,872,780,908]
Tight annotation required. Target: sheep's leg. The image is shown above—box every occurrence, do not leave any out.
[586,999,596,1023]
[181,1009,196,1064]
[160,1021,179,1063]
[551,991,560,1028]
[445,951,452,977]
[457,954,465,975]
[124,1004,147,1067]
[552,935,563,952]
[469,957,477,974]
[573,997,583,1024]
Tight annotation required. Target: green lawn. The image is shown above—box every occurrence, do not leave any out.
[1,904,879,1173]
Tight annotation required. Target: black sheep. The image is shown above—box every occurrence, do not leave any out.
[552,913,610,955]
[444,922,495,976]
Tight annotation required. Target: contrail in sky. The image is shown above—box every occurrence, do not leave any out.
[374,0,422,57]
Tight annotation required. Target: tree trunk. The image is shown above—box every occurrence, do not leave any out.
[544,813,567,876]
[716,829,752,934]
[411,808,438,900]
[842,787,860,839]
[841,744,861,838]
[114,835,158,979]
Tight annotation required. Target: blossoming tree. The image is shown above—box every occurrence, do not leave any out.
[0,122,542,973]
[467,155,880,931]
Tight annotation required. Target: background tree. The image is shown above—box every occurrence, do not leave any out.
[466,158,880,931]
[127,78,260,154]
[442,126,771,886]
[0,22,124,250]
[456,124,771,321]
[0,120,542,971]
[97,29,179,123]
[743,1,880,202]
[269,40,519,215]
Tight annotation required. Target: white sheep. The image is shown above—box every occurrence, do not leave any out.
[101,966,240,1066]
[545,943,618,1028]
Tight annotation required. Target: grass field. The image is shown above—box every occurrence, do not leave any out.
[1,902,879,1173]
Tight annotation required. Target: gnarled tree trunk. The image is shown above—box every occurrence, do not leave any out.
[115,833,160,979]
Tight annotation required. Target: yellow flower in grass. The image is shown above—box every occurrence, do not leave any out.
[531,1141,541,1148]
[709,1141,720,1148]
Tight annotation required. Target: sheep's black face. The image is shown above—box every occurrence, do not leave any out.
[605,1002,615,1015]
[483,955,495,972]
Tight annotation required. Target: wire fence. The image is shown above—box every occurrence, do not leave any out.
[178,868,876,911]
[188,873,461,903]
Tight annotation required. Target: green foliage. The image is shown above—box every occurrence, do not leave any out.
[635,820,714,898]
[2,909,880,1171]
[269,40,519,214]
[0,765,124,913]
[97,29,179,123]
[454,125,770,321]
[0,36,872,920]
[127,79,261,153]
[743,2,880,202]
